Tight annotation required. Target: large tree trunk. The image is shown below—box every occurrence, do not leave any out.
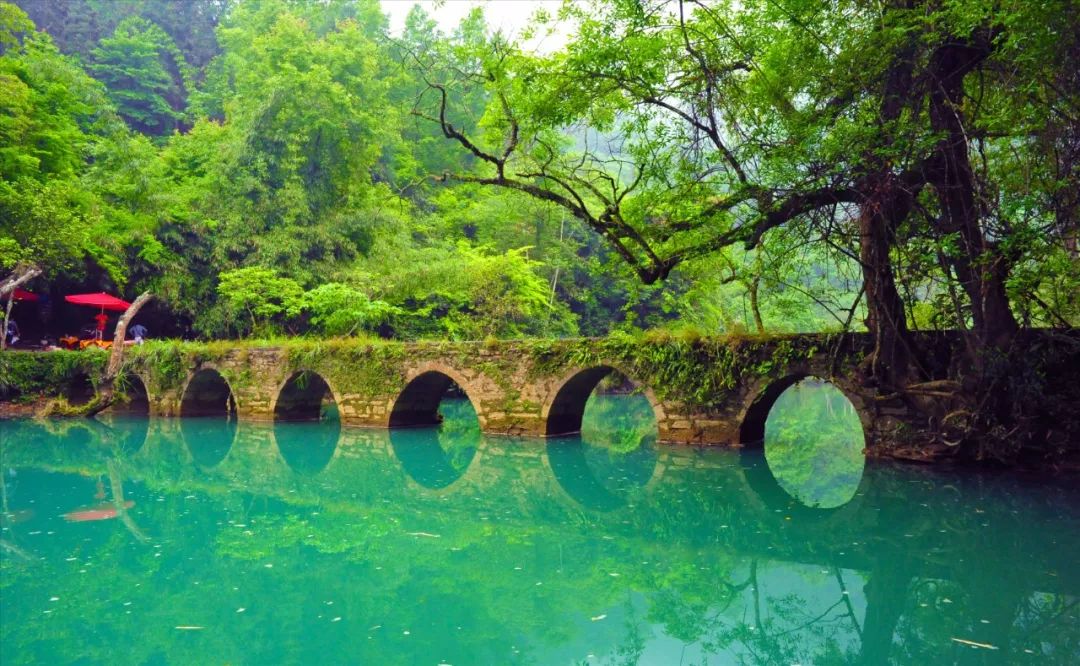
[859,564,913,665]
[858,30,920,390]
[858,175,917,389]
[87,291,155,416]
[927,38,1018,351]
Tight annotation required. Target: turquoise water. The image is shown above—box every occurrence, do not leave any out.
[1,394,1078,665]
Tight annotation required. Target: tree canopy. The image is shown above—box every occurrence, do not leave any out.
[1,0,1076,363]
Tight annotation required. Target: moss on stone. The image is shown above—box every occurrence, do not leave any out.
[0,350,107,401]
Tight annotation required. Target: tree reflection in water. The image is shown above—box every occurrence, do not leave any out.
[548,393,658,511]
[1,404,1078,665]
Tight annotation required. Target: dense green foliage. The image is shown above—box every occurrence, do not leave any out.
[2,0,1078,460]
[1,0,920,341]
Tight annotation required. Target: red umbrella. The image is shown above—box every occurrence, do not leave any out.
[11,288,38,301]
[65,292,131,311]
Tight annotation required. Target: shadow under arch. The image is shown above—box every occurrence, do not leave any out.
[271,370,341,474]
[180,368,237,468]
[389,397,480,490]
[110,373,150,416]
[273,370,339,422]
[180,368,237,418]
[64,372,96,406]
[544,365,661,437]
[389,369,480,428]
[738,374,867,516]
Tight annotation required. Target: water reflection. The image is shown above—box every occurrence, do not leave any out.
[101,415,150,455]
[1,402,1079,665]
[547,394,658,510]
[389,398,479,489]
[274,419,339,475]
[181,417,237,467]
[762,378,866,509]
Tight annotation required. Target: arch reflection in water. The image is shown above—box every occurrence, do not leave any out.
[180,369,238,467]
[104,415,150,455]
[547,393,659,511]
[272,371,340,474]
[390,398,479,489]
[274,422,339,475]
[181,417,237,468]
[744,376,865,509]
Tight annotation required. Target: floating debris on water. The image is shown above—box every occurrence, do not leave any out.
[950,638,998,650]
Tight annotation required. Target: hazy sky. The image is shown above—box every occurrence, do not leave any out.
[379,0,571,51]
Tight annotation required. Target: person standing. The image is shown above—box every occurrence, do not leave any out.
[129,323,148,345]
[94,312,108,340]
[5,319,18,347]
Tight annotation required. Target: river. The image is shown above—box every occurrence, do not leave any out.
[1,387,1078,664]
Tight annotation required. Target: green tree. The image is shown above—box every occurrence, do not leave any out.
[413,0,1078,371]
[215,266,303,338]
[90,16,187,136]
[302,282,400,337]
[0,4,133,284]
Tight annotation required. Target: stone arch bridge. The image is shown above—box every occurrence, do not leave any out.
[111,332,949,450]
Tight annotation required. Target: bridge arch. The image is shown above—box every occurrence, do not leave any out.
[179,367,237,468]
[270,370,341,474]
[738,372,869,447]
[180,366,237,417]
[388,363,485,428]
[542,365,663,437]
[738,373,869,513]
[112,373,150,415]
[271,370,340,422]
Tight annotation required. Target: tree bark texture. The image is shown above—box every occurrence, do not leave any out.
[926,37,1018,352]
